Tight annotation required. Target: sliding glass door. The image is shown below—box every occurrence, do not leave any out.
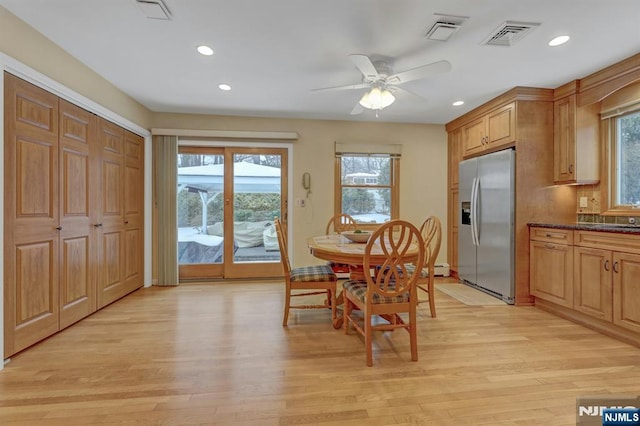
[177,146,287,280]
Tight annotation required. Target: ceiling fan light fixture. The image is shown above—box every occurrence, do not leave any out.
[359,87,395,110]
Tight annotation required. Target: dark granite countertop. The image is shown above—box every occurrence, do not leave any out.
[529,223,640,235]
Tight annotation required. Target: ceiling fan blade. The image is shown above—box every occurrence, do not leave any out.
[350,102,365,115]
[349,54,379,80]
[311,83,369,92]
[387,60,452,85]
[389,86,428,102]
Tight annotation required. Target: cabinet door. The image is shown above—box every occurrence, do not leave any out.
[613,252,640,333]
[3,73,60,357]
[448,129,461,188]
[553,95,576,183]
[448,188,459,273]
[462,117,485,157]
[573,246,612,322]
[530,241,573,307]
[486,102,516,148]
[59,100,98,328]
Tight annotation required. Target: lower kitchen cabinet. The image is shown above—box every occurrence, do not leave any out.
[613,251,640,334]
[573,247,612,322]
[530,227,574,307]
[530,240,573,307]
[530,226,640,347]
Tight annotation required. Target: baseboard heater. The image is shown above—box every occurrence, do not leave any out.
[434,263,450,277]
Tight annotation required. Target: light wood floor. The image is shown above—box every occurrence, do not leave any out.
[1,278,639,425]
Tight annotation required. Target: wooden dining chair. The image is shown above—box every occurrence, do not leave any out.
[414,216,442,317]
[325,213,357,234]
[375,216,442,317]
[274,218,338,327]
[325,213,357,275]
[342,220,425,366]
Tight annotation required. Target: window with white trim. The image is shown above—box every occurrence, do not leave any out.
[334,144,400,226]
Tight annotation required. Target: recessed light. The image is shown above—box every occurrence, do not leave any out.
[196,45,214,56]
[218,84,231,91]
[548,35,570,47]
[453,100,464,106]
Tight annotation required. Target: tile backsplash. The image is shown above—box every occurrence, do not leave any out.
[575,184,640,224]
[577,213,640,225]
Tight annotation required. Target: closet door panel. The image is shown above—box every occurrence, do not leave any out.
[123,131,144,292]
[96,119,127,307]
[59,100,97,328]
[60,236,90,328]
[98,230,125,307]
[13,240,59,353]
[16,138,55,220]
[4,73,60,357]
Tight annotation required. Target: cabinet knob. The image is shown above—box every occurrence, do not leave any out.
[544,243,555,249]
[604,260,610,271]
[55,226,62,231]
[569,164,574,173]
[613,261,619,273]
[93,223,103,228]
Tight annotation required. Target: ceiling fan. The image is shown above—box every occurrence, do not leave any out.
[312,54,452,115]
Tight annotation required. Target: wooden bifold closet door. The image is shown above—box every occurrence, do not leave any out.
[3,73,144,357]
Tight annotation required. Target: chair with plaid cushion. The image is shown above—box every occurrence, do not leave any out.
[343,220,425,366]
[374,216,442,317]
[274,218,337,327]
[325,213,357,275]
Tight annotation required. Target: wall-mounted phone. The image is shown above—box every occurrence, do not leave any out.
[302,172,311,197]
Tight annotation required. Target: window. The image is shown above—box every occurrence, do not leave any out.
[600,81,640,214]
[613,110,640,207]
[335,153,399,225]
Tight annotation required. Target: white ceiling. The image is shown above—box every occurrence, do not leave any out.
[2,0,639,124]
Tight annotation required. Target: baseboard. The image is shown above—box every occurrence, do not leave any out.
[434,263,450,277]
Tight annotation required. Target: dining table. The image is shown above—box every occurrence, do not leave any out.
[306,233,421,328]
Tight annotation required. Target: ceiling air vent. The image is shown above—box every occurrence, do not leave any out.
[482,21,540,47]
[425,13,469,41]
[136,0,172,20]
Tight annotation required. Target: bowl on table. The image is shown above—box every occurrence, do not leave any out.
[341,230,371,243]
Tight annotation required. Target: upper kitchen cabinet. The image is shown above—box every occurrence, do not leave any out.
[461,102,515,158]
[553,81,600,184]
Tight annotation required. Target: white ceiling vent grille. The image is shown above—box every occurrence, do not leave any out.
[136,0,172,20]
[425,13,469,41]
[482,21,540,46]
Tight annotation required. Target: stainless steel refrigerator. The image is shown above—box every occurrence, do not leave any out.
[458,148,515,304]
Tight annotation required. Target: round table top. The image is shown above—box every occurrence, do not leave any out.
[307,234,420,266]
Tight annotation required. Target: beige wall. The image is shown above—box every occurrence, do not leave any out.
[0,5,152,128]
[153,113,449,266]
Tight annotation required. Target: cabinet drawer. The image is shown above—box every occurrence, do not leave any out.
[575,231,640,254]
[530,227,573,245]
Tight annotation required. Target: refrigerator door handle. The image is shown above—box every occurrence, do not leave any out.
[472,177,481,246]
[470,177,479,246]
